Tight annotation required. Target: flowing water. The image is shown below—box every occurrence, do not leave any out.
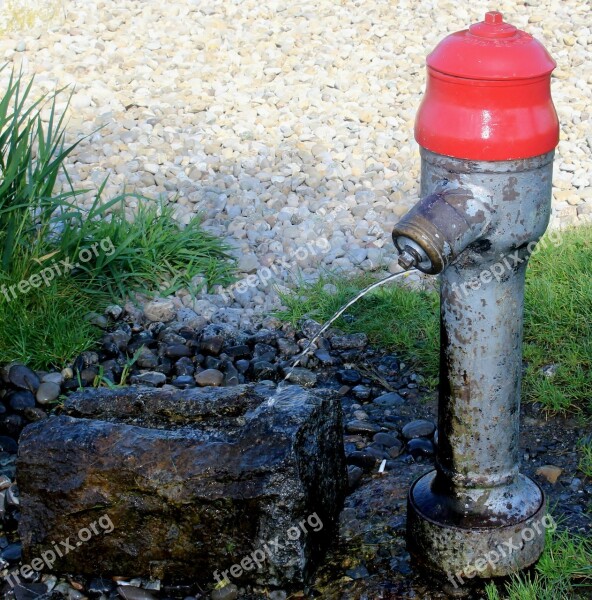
[266,268,416,405]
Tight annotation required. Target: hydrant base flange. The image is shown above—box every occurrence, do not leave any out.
[407,470,546,580]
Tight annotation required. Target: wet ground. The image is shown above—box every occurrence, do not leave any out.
[1,317,590,599]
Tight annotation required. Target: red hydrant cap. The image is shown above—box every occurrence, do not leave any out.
[427,11,556,80]
[415,11,560,160]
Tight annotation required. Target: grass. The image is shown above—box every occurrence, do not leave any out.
[484,526,592,600]
[277,225,592,414]
[578,438,592,479]
[0,67,235,369]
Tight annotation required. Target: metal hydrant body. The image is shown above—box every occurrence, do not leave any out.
[392,12,559,579]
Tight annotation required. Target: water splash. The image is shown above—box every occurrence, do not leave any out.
[266,268,416,405]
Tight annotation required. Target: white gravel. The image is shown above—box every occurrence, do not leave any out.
[1,0,590,321]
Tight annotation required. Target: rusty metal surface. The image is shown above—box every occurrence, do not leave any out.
[400,149,555,578]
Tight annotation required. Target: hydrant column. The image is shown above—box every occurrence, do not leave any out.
[392,11,559,580]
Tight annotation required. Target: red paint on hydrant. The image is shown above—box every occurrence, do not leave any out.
[414,11,559,161]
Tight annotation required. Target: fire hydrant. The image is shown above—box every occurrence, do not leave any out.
[392,12,559,580]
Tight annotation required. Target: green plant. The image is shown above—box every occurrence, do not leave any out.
[0,69,236,369]
[578,438,592,479]
[0,277,105,369]
[0,65,85,274]
[57,193,236,300]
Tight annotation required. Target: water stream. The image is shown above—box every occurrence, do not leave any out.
[267,268,416,404]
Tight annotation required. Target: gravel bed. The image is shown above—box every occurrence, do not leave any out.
[0,0,590,318]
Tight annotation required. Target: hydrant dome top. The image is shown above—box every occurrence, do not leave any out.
[427,11,556,80]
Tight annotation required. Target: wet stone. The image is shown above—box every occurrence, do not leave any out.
[346,451,377,470]
[0,436,18,453]
[165,344,192,359]
[373,392,404,407]
[8,365,40,393]
[1,542,21,561]
[330,332,368,350]
[283,367,317,387]
[277,338,299,356]
[204,356,222,370]
[223,344,251,359]
[136,348,159,370]
[131,371,167,387]
[407,438,435,459]
[19,384,346,586]
[372,432,400,448]
[352,385,372,400]
[8,390,36,412]
[300,319,322,339]
[117,586,158,600]
[200,335,225,356]
[171,376,196,389]
[345,420,381,435]
[338,369,361,385]
[195,369,224,387]
[313,349,339,366]
[347,465,363,490]
[35,382,61,405]
[175,357,195,376]
[402,419,436,439]
[251,360,277,381]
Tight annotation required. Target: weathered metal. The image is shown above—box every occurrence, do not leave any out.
[394,149,554,578]
[391,10,560,582]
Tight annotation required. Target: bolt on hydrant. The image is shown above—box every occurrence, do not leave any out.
[392,12,559,580]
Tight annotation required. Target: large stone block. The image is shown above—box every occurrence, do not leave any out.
[17,384,346,586]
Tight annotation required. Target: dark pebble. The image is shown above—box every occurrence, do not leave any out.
[352,385,372,400]
[175,357,195,376]
[223,344,251,359]
[251,361,277,381]
[1,542,22,561]
[0,436,18,453]
[338,369,361,385]
[407,438,435,458]
[253,343,277,361]
[130,371,167,387]
[372,432,401,448]
[347,451,377,469]
[195,369,224,387]
[0,415,24,437]
[164,344,192,359]
[171,376,196,389]
[8,365,40,392]
[204,356,222,370]
[283,367,317,386]
[331,332,368,350]
[23,407,48,422]
[7,390,36,412]
[345,420,381,435]
[135,348,159,369]
[235,359,250,373]
[347,465,363,490]
[402,419,436,440]
[373,392,404,407]
[313,349,339,366]
[200,335,224,355]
